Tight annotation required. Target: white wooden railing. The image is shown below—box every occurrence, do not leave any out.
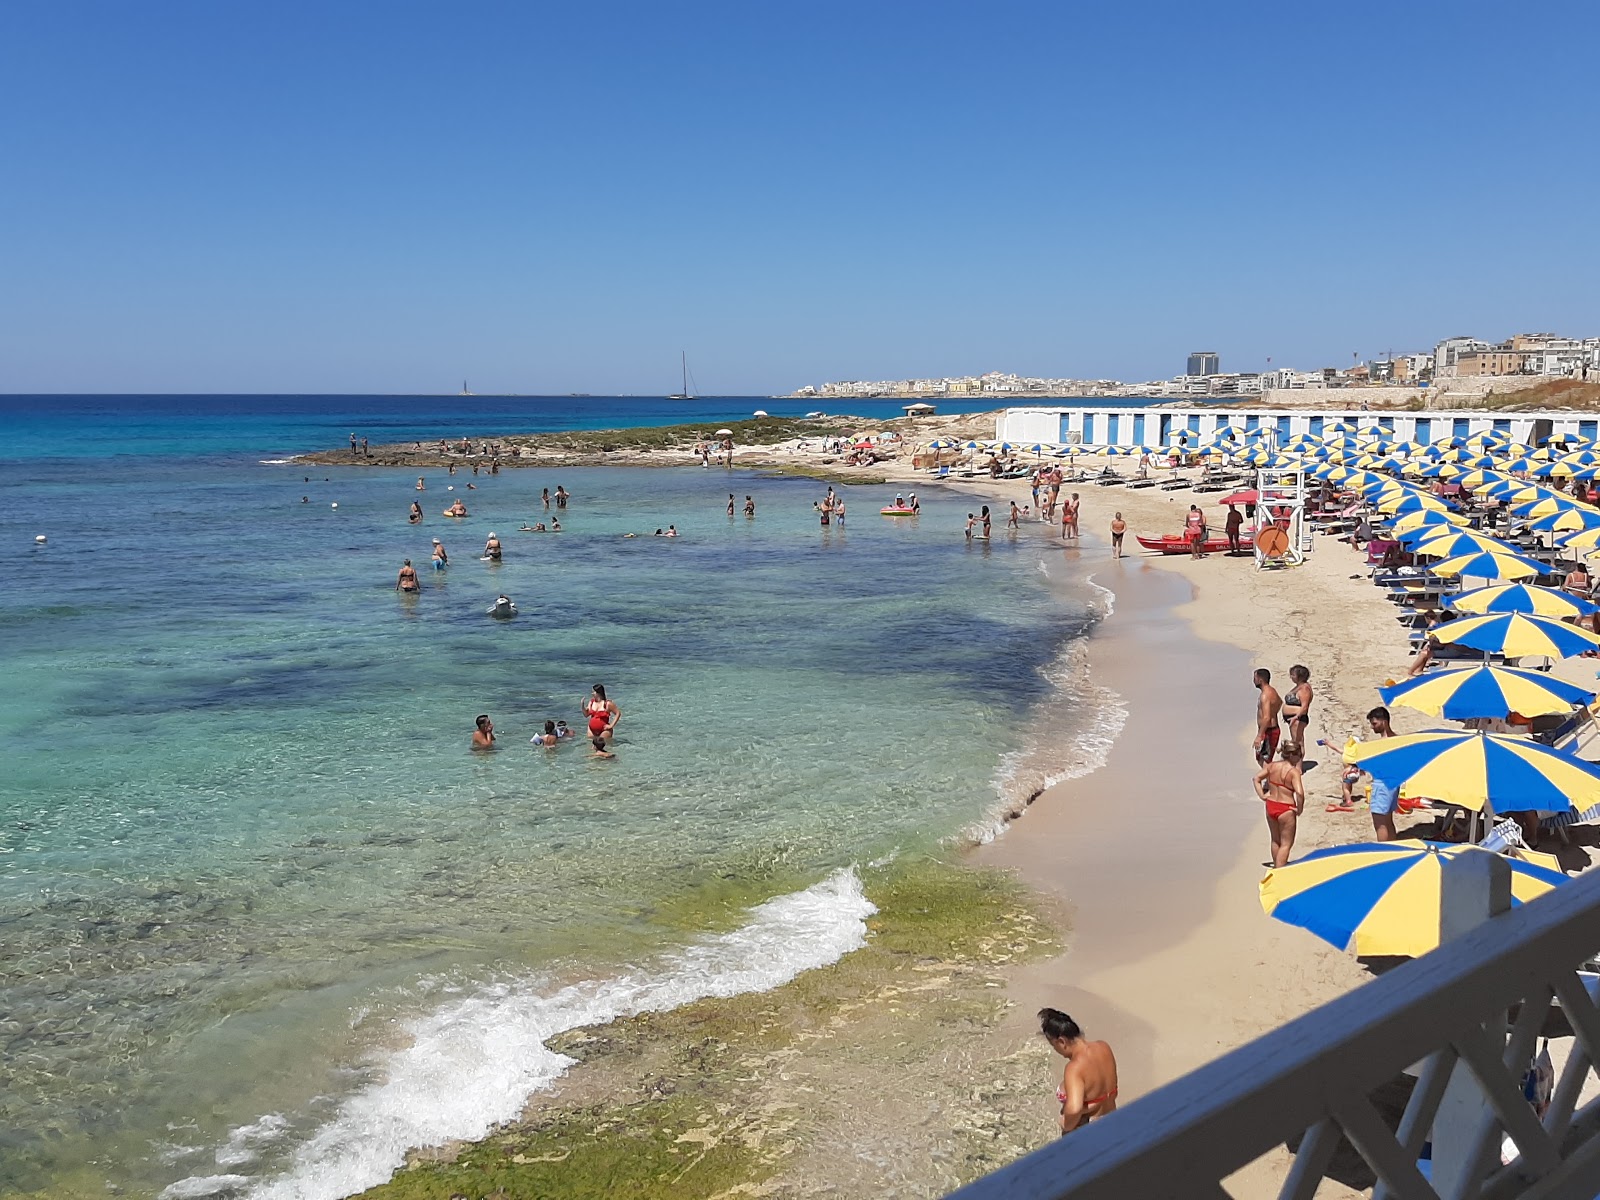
[948,855,1600,1200]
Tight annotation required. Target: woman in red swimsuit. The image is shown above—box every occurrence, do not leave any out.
[583,683,619,741]
[1039,1008,1118,1135]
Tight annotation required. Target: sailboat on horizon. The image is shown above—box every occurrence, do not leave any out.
[666,351,695,401]
[459,379,474,396]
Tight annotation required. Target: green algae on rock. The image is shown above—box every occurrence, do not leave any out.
[356,856,1059,1200]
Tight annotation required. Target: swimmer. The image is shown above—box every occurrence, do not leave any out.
[542,488,551,509]
[431,538,448,569]
[471,714,495,749]
[466,482,477,490]
[653,528,665,536]
[519,522,547,532]
[589,736,615,760]
[622,532,638,538]
[301,496,309,503]
[416,477,426,491]
[555,719,573,739]
[443,500,469,517]
[531,719,560,747]
[744,495,755,516]
[409,501,424,524]
[666,525,677,537]
[550,517,562,531]
[555,486,569,508]
[727,493,736,515]
[395,559,420,592]
[483,532,502,561]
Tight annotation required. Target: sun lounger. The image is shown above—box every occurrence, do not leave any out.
[1159,477,1192,492]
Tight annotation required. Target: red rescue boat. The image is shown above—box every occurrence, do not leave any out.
[1136,533,1238,555]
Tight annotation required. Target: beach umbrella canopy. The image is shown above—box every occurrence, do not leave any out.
[924,438,956,450]
[1381,492,1453,516]
[714,428,734,436]
[1512,497,1584,519]
[1429,611,1600,658]
[1389,509,1467,536]
[1377,663,1595,720]
[1217,490,1258,506]
[1447,582,1600,619]
[1021,442,1054,455]
[1261,843,1567,957]
[1562,527,1600,554]
[1527,508,1600,534]
[1428,550,1546,581]
[1409,531,1512,559]
[1344,729,1600,813]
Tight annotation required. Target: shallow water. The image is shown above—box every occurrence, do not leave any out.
[0,399,1110,1197]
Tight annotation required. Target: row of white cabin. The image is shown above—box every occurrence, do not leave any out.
[994,406,1600,450]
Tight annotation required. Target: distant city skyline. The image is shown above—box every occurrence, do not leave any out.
[2,1,1597,395]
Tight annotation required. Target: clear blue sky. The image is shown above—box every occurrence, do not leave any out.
[2,1,1596,394]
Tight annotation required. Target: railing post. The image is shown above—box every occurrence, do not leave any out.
[1432,851,1513,1197]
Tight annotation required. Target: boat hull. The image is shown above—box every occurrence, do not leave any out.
[1136,533,1235,555]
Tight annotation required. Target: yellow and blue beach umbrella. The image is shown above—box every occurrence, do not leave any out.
[1408,531,1513,559]
[1527,508,1600,534]
[1378,663,1595,720]
[1261,843,1567,957]
[1512,497,1586,519]
[1446,582,1600,619]
[1428,550,1546,581]
[1429,611,1600,657]
[1382,492,1453,516]
[1345,729,1600,813]
[1562,527,1600,555]
[1389,509,1467,536]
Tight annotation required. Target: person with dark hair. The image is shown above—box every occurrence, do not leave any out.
[1038,1008,1118,1135]
[1255,743,1305,867]
[583,684,619,741]
[1282,665,1313,752]
[395,559,420,593]
[531,720,559,747]
[590,735,615,759]
[1253,668,1283,764]
[1364,706,1399,842]
[471,714,495,750]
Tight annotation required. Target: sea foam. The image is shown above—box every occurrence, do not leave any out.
[162,870,876,1200]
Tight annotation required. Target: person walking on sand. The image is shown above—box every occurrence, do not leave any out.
[1256,743,1305,867]
[1282,664,1314,752]
[395,559,420,593]
[1253,668,1283,764]
[1110,512,1126,558]
[1225,503,1244,555]
[1039,1008,1117,1135]
[1185,504,1207,559]
[1066,493,1081,540]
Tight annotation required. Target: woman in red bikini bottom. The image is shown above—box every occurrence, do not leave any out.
[583,683,619,742]
[1255,743,1305,868]
[1039,1008,1119,1135]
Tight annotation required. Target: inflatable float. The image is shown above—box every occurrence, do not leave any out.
[880,507,918,516]
[487,596,518,618]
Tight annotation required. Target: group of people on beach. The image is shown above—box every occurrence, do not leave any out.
[1253,663,1411,868]
[470,684,621,758]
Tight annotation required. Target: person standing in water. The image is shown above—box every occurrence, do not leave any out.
[981,505,992,537]
[555,486,569,508]
[409,501,424,524]
[395,559,420,592]
[835,495,846,526]
[744,495,755,517]
[416,477,426,491]
[1110,512,1126,557]
[471,714,495,750]
[727,493,736,515]
[483,532,502,562]
[583,684,619,741]
[431,538,449,570]
[1039,1009,1118,1135]
[542,487,551,509]
[1008,501,1021,530]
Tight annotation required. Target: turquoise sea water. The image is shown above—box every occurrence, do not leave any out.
[0,397,1113,1198]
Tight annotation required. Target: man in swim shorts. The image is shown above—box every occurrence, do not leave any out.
[1110,513,1126,557]
[431,538,448,570]
[1255,743,1304,867]
[1253,668,1282,764]
[1364,706,1400,841]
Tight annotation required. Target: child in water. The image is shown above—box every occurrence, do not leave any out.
[590,736,615,759]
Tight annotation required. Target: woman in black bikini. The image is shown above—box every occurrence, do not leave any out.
[1282,664,1313,752]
